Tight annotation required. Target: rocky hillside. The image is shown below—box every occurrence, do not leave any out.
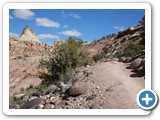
[9,22,145,109]
[83,24,144,58]
[9,26,53,60]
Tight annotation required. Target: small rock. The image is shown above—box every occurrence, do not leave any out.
[105,58,111,62]
[118,57,126,62]
[96,86,100,89]
[86,65,90,68]
[67,82,90,97]
[44,103,51,109]
[50,96,60,104]
[124,57,132,63]
[14,94,25,100]
[51,104,55,109]
[38,104,44,109]
[45,84,57,94]
[86,94,96,101]
[20,98,43,109]
[32,92,43,97]
[112,58,119,61]
[90,104,99,109]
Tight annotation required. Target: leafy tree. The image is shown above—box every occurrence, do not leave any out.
[38,36,92,86]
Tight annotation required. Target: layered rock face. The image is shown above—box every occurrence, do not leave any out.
[19,25,39,42]
[9,26,52,59]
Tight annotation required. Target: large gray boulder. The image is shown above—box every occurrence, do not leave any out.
[67,82,90,97]
[138,59,145,75]
[130,58,143,70]
[20,98,43,109]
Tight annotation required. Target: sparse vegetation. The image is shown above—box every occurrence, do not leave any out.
[20,87,24,92]
[38,36,92,86]
[92,53,106,62]
[123,43,144,57]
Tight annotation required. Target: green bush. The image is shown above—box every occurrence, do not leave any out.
[38,37,92,86]
[124,43,144,57]
[92,53,106,62]
[102,46,109,54]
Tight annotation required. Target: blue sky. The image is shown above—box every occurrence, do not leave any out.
[9,9,144,45]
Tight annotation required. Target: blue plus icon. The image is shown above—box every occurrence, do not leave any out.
[137,89,158,110]
[141,93,153,105]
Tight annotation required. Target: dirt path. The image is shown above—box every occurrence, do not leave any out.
[83,61,145,109]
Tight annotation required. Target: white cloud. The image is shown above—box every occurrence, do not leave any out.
[69,13,81,19]
[9,32,19,37]
[13,9,35,20]
[9,15,14,19]
[36,18,60,28]
[58,29,82,37]
[37,34,59,39]
[63,25,68,28]
[61,10,81,19]
[114,26,125,31]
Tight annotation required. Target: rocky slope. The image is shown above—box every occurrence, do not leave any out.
[9,26,53,60]
[10,60,144,109]
[9,23,145,109]
[83,24,144,57]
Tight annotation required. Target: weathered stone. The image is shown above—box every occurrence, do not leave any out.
[112,58,119,61]
[124,57,132,63]
[38,104,44,109]
[20,26,39,42]
[46,84,57,93]
[20,98,43,109]
[67,82,90,97]
[14,94,25,100]
[138,59,145,75]
[118,57,126,62]
[90,104,99,109]
[44,103,51,109]
[130,58,143,70]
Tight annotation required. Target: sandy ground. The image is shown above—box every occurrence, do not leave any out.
[85,61,145,109]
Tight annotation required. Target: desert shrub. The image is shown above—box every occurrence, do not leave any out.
[102,46,109,54]
[124,43,144,57]
[92,53,106,62]
[114,51,123,58]
[24,54,30,58]
[20,87,24,92]
[28,84,34,89]
[38,37,92,86]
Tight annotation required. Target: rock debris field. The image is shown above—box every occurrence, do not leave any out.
[9,57,145,109]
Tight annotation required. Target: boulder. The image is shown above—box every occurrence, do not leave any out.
[20,98,43,109]
[67,82,90,97]
[118,57,126,62]
[124,57,132,63]
[130,58,143,70]
[45,84,57,94]
[138,59,145,75]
